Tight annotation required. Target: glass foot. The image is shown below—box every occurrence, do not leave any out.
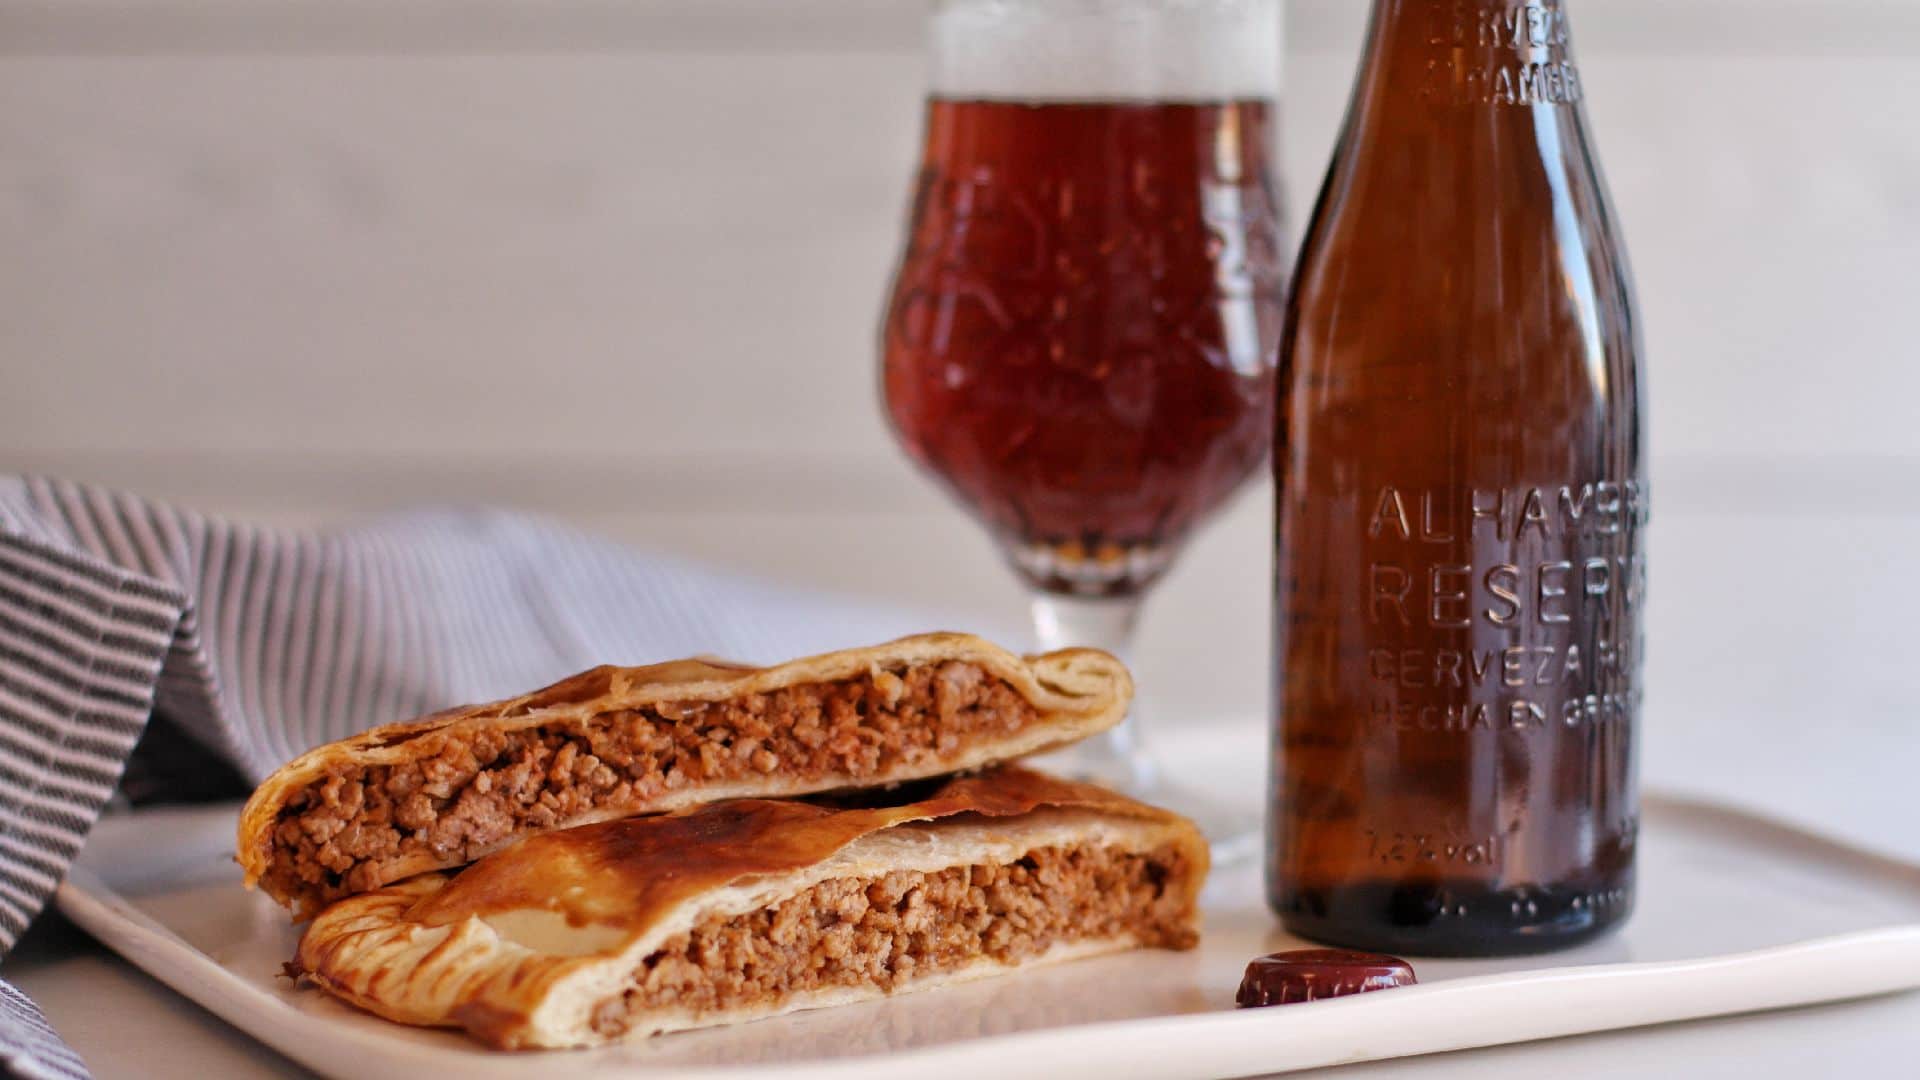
[1026,592,1263,866]
[1026,742,1262,867]
[1155,779,1264,867]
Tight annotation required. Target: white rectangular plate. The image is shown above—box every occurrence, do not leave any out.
[57,734,1920,1079]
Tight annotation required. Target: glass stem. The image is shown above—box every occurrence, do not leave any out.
[1029,593,1155,794]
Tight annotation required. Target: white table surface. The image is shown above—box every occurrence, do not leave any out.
[12,704,1918,1080]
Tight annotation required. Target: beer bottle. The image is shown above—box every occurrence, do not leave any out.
[1269,0,1646,955]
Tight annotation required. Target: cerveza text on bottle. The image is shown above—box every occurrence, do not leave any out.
[1366,651,1641,733]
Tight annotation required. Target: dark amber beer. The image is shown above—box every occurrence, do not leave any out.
[883,98,1284,596]
[1270,0,1645,955]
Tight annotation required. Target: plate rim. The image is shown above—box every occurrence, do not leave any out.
[56,791,1920,1080]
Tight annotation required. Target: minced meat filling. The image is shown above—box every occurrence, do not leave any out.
[270,663,1039,904]
[595,842,1194,1034]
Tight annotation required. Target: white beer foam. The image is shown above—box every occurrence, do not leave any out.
[930,0,1283,102]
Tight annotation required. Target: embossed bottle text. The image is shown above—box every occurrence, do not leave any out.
[1363,482,1646,735]
[1424,0,1584,105]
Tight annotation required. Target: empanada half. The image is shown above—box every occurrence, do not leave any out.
[239,633,1131,917]
[290,766,1205,1049]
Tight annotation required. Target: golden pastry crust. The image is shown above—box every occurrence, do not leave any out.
[291,766,1206,1049]
[238,633,1131,917]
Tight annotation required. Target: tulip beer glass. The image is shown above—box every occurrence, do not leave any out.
[881,0,1287,837]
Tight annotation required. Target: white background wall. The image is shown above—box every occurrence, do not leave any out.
[3,0,1917,842]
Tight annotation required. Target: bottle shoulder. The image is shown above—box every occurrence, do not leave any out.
[1291,136,1635,321]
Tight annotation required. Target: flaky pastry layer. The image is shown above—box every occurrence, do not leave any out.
[239,634,1132,917]
[291,767,1206,1049]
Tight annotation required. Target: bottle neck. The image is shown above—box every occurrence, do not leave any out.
[1315,0,1613,276]
[1355,0,1585,112]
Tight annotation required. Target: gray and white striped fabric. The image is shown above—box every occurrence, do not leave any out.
[0,982,86,1080]
[0,474,952,1078]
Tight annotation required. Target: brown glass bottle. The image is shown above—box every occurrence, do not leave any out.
[1269,0,1646,956]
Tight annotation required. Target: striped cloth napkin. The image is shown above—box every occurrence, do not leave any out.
[0,475,955,1078]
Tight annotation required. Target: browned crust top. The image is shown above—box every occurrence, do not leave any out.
[238,633,1132,912]
[408,765,1185,930]
[290,764,1208,1049]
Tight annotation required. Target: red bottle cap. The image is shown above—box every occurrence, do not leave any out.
[1236,949,1417,1007]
